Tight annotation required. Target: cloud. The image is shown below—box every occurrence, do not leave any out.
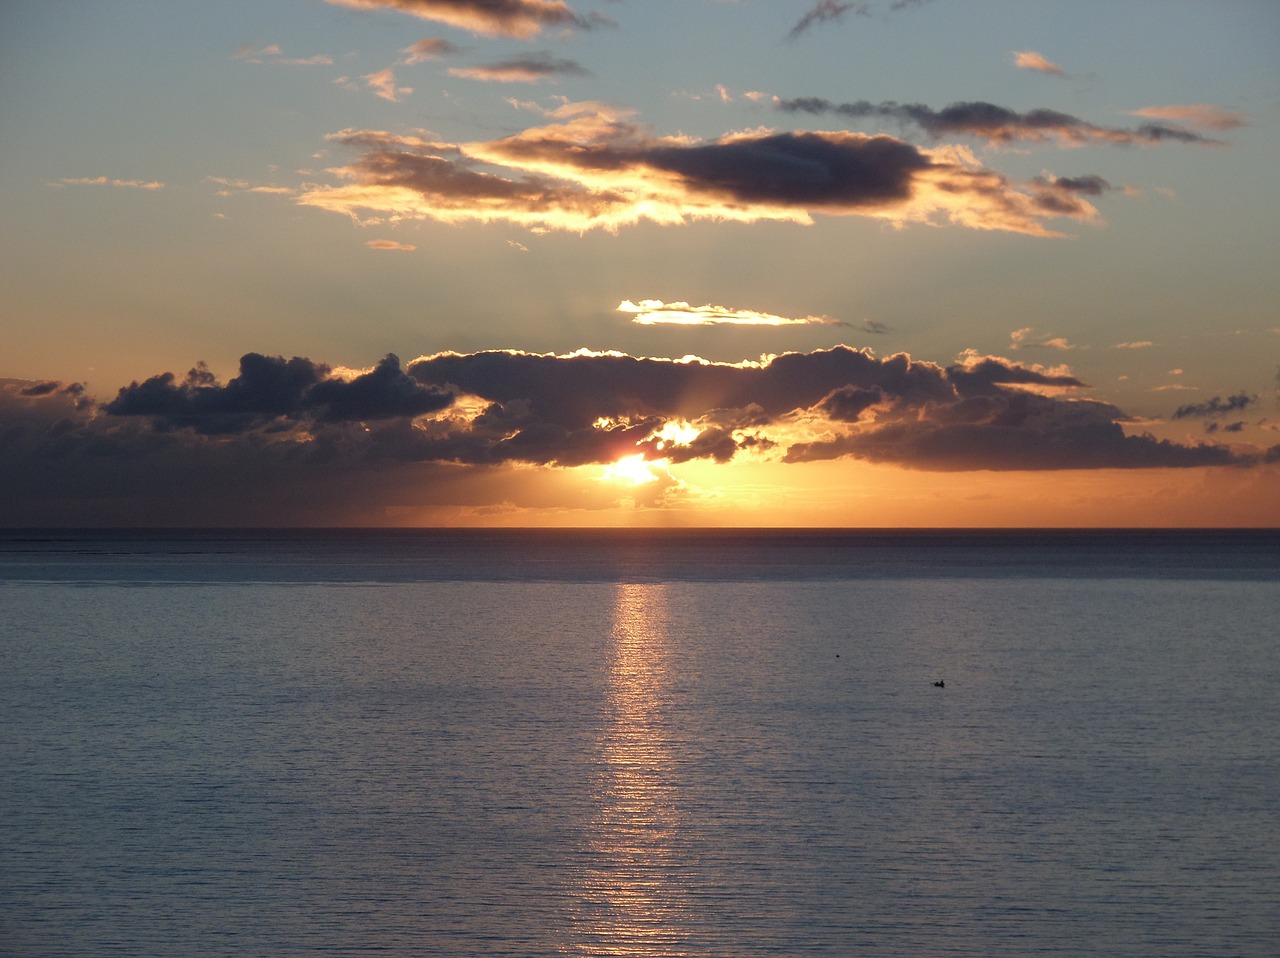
[401,37,464,63]
[104,353,452,435]
[5,346,1271,524]
[1129,104,1246,131]
[449,52,589,83]
[12,380,86,399]
[1114,340,1154,349]
[1172,393,1256,420]
[206,176,297,197]
[366,238,417,250]
[297,103,1107,236]
[617,299,842,327]
[322,0,601,39]
[862,319,890,335]
[231,43,333,66]
[1014,51,1065,76]
[1010,327,1078,351]
[52,176,165,189]
[788,2,868,40]
[364,68,412,101]
[775,97,1226,147]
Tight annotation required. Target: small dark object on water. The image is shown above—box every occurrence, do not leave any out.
[933,679,945,688]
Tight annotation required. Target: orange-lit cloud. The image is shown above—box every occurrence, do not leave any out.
[401,37,464,63]
[323,0,599,39]
[1129,104,1246,131]
[364,68,412,101]
[1011,327,1078,351]
[231,43,333,66]
[1115,341,1155,349]
[448,52,588,83]
[206,176,296,196]
[297,104,1105,236]
[618,299,842,327]
[776,97,1225,147]
[1014,50,1065,76]
[366,238,417,250]
[53,176,165,189]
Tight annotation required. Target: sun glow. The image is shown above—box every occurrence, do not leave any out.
[648,420,699,450]
[601,453,665,485]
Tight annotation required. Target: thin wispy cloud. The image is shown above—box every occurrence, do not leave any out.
[1129,104,1246,131]
[618,299,842,327]
[1011,327,1078,351]
[449,53,588,84]
[366,239,417,250]
[401,37,464,63]
[1114,340,1154,349]
[206,176,295,196]
[52,176,165,189]
[776,97,1226,146]
[231,43,333,66]
[1014,50,1065,76]
[788,2,867,40]
[298,103,1107,236]
[323,0,601,39]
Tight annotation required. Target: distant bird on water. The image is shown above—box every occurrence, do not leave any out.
[933,679,945,688]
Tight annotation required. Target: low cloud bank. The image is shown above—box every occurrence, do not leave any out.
[6,344,1272,524]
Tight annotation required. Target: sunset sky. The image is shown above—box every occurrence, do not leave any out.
[2,0,1278,527]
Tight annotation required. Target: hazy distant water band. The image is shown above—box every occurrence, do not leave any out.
[2,529,1278,584]
[2,531,1277,956]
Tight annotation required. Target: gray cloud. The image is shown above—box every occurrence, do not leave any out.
[1173,392,1255,419]
[105,353,452,435]
[775,97,1225,147]
[788,2,868,40]
[449,52,589,83]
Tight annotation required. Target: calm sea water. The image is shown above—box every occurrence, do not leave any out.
[2,530,1277,957]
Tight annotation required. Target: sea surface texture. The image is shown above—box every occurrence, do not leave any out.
[2,530,1278,957]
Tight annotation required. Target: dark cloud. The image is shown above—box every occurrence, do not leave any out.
[946,355,1084,396]
[784,390,1239,471]
[634,131,928,208]
[17,380,85,399]
[788,2,867,40]
[3,346,1268,525]
[1173,392,1255,419]
[105,353,452,435]
[449,52,590,83]
[817,386,885,421]
[775,97,1226,147]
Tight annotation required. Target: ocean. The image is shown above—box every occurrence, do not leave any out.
[2,530,1277,957]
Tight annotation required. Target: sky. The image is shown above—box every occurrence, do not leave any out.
[2,0,1278,527]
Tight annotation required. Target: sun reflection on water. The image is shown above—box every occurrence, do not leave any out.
[566,582,692,956]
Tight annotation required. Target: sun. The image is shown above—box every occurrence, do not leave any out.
[601,453,665,486]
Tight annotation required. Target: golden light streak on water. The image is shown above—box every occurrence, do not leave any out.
[566,583,693,956]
